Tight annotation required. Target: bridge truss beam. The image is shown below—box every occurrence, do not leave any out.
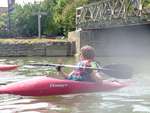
[76,0,150,30]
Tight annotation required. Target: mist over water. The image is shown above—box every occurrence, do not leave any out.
[0,56,149,113]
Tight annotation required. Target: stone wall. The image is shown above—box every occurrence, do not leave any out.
[0,42,75,57]
[69,24,150,57]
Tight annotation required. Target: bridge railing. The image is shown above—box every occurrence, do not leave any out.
[76,0,150,30]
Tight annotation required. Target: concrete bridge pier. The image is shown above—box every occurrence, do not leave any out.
[68,24,150,57]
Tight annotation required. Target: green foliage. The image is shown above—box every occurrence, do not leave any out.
[0,13,7,30]
[40,0,57,35]
[53,0,89,36]
[143,0,150,7]
[61,0,88,35]
[12,4,34,36]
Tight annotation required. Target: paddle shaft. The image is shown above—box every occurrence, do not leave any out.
[28,63,133,79]
[29,63,108,71]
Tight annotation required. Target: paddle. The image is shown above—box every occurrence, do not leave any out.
[28,63,133,79]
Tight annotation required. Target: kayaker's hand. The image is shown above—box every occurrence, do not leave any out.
[56,66,62,72]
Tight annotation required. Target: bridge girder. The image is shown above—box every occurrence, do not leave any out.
[76,0,150,30]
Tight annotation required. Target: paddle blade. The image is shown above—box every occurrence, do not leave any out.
[102,64,133,79]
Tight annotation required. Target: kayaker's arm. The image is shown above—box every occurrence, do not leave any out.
[56,66,68,78]
[90,62,103,83]
[90,70,103,83]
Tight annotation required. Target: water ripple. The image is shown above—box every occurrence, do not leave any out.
[132,104,150,112]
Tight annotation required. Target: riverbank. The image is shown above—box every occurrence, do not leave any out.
[0,39,76,57]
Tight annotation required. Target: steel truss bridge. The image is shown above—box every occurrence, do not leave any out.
[76,0,150,30]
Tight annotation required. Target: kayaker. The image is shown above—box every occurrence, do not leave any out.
[56,45,103,83]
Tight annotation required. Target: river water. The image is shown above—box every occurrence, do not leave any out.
[0,57,150,113]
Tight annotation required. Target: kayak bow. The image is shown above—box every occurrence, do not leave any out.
[0,65,18,71]
[0,76,129,96]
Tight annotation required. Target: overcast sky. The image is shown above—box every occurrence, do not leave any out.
[0,0,44,7]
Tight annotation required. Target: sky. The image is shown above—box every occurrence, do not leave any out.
[0,0,44,7]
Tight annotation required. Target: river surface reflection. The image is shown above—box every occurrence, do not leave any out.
[0,57,150,113]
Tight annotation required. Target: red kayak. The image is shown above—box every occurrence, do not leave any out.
[0,65,18,71]
[0,76,129,96]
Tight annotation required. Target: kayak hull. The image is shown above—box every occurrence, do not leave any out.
[0,65,18,71]
[0,76,128,96]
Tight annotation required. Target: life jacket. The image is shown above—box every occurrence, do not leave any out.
[67,60,101,81]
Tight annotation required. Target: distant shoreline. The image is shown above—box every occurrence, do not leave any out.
[0,38,76,57]
[0,38,67,44]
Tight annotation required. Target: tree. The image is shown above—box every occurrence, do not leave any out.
[53,0,89,36]
[0,13,7,30]
[11,4,42,36]
[40,0,58,35]
[11,0,58,37]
